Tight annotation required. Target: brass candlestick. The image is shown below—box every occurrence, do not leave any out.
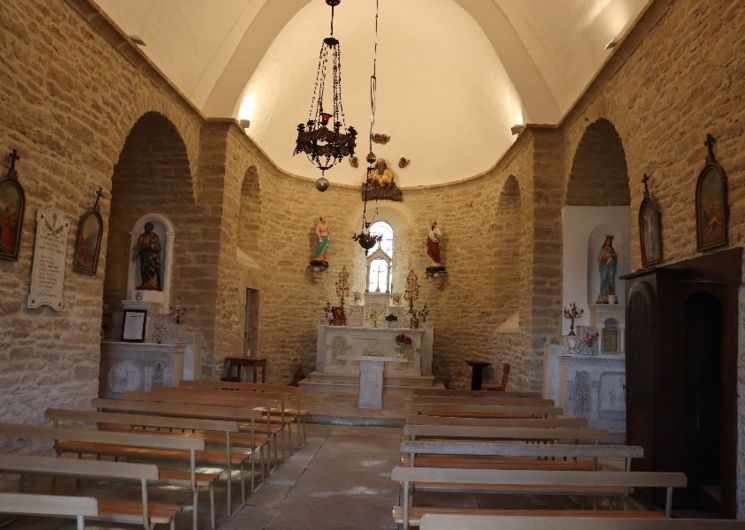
[562,302,584,336]
[336,265,350,310]
[404,270,420,328]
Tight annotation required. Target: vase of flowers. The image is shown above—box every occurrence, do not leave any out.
[395,333,413,356]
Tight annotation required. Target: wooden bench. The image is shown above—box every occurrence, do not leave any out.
[123,390,284,466]
[0,422,214,530]
[0,492,98,530]
[46,408,250,516]
[400,440,642,473]
[413,389,542,398]
[419,514,745,530]
[410,396,554,406]
[391,466,687,529]
[180,380,308,446]
[407,403,563,419]
[403,424,608,443]
[159,385,306,454]
[0,453,180,530]
[92,398,271,481]
[406,414,588,428]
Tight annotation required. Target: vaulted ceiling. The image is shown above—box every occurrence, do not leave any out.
[96,0,650,187]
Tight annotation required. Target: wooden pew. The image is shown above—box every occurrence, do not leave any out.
[413,389,542,398]
[92,398,271,482]
[391,466,687,529]
[179,380,308,446]
[0,454,180,530]
[410,396,554,406]
[46,408,249,516]
[407,403,563,419]
[0,493,98,530]
[406,414,588,428]
[419,514,745,530]
[0,423,211,530]
[403,424,608,443]
[123,390,284,466]
[400,440,643,471]
[156,385,304,455]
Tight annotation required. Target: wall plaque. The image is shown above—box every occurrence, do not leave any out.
[27,208,70,311]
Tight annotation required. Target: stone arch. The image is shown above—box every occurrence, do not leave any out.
[238,165,261,260]
[566,118,629,206]
[103,112,201,328]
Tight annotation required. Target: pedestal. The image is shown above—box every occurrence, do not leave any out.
[466,360,491,390]
[339,355,407,409]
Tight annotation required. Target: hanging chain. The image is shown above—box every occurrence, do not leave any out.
[368,0,380,155]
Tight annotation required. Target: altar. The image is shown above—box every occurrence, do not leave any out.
[316,323,433,378]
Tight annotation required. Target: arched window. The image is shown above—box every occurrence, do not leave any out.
[366,221,393,292]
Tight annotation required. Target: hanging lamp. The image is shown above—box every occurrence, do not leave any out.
[294,0,357,185]
[352,0,384,253]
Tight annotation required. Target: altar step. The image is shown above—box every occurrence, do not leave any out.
[299,371,443,397]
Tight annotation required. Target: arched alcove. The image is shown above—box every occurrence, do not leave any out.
[495,175,523,325]
[237,165,261,262]
[562,118,630,332]
[103,112,197,324]
[566,118,629,207]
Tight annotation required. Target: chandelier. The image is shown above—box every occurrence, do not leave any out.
[294,0,357,180]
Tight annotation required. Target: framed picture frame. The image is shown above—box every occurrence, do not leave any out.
[73,210,103,275]
[639,174,663,268]
[695,134,728,251]
[122,309,147,342]
[0,151,25,261]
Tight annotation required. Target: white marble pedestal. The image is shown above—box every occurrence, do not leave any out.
[339,355,407,409]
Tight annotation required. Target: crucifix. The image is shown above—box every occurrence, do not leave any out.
[5,149,20,180]
[92,186,103,211]
[704,133,717,163]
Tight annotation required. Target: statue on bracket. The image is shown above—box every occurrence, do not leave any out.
[363,159,403,202]
[595,235,618,304]
[132,222,162,290]
[310,216,330,269]
[425,221,447,278]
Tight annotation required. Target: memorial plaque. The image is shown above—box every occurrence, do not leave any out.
[27,208,70,311]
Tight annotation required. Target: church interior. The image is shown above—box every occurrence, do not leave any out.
[1,0,745,528]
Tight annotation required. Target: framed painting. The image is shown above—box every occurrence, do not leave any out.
[0,155,24,261]
[73,210,103,275]
[696,135,728,251]
[639,196,663,267]
[122,309,147,342]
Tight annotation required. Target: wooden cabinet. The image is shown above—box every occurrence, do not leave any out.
[622,248,740,517]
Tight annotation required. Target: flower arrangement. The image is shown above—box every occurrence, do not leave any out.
[582,329,599,348]
[395,333,413,354]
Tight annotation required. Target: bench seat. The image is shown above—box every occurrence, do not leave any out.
[402,455,597,471]
[98,498,181,525]
[56,441,251,466]
[158,468,220,487]
[392,507,664,526]
[102,425,270,449]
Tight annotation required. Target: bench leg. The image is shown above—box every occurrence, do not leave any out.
[76,515,84,530]
[192,488,198,530]
[250,449,256,493]
[210,483,216,530]
[226,464,232,515]
[240,462,246,504]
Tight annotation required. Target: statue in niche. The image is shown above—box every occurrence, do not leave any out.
[596,235,618,304]
[132,222,162,290]
[425,221,447,277]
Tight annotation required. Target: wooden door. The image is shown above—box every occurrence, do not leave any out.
[625,279,657,473]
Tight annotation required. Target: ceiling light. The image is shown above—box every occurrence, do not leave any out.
[604,38,617,50]
[294,0,357,177]
[129,35,146,46]
[238,119,251,131]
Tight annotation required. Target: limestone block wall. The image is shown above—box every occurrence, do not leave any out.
[0,0,205,443]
